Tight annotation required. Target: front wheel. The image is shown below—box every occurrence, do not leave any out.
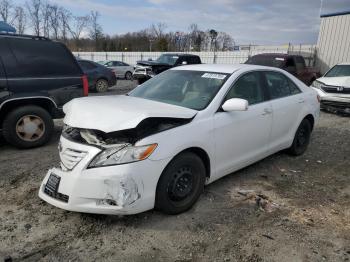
[155,152,206,215]
[287,119,312,156]
[2,105,54,149]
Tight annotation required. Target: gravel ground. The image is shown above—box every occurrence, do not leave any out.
[0,81,349,262]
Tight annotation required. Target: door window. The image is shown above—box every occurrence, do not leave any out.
[264,71,300,99]
[225,72,265,105]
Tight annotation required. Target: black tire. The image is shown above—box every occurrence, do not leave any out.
[137,78,147,85]
[95,79,109,93]
[125,71,133,80]
[287,119,312,156]
[155,152,206,215]
[2,105,54,149]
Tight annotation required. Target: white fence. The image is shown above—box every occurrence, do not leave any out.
[73,44,316,66]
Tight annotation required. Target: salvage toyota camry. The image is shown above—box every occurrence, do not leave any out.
[39,64,320,215]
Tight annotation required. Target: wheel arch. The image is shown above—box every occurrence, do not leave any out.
[161,147,211,180]
[0,97,57,127]
[303,114,315,131]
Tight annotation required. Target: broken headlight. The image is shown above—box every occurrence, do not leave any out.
[311,80,323,89]
[88,144,157,168]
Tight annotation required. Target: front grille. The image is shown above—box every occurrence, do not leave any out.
[321,85,350,94]
[59,147,87,170]
[44,187,69,203]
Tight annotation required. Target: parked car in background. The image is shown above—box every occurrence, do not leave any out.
[245,53,320,86]
[77,59,116,93]
[39,64,319,215]
[311,62,350,114]
[0,33,88,149]
[133,53,202,84]
[103,61,134,80]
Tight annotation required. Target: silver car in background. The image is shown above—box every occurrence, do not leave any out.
[103,61,134,80]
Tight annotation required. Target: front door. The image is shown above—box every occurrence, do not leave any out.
[213,71,273,179]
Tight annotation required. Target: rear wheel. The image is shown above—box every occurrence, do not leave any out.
[287,119,312,156]
[125,71,133,80]
[2,105,54,149]
[95,79,109,93]
[155,152,206,215]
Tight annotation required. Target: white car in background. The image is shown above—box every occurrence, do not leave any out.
[39,64,320,215]
[103,61,134,80]
[311,63,350,114]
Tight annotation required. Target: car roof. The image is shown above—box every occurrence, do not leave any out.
[251,53,298,58]
[337,62,350,65]
[172,63,281,74]
[162,53,199,57]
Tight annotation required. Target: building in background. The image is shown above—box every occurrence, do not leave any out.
[317,11,350,74]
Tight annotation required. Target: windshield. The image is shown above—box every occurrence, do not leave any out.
[325,65,350,77]
[246,56,285,68]
[129,70,229,110]
[156,54,179,65]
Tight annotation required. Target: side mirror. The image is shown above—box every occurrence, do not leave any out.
[222,98,248,112]
[182,61,188,65]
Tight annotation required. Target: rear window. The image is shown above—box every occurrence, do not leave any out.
[79,61,97,70]
[5,38,81,78]
[246,55,285,68]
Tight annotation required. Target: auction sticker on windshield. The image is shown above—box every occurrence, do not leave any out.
[201,73,227,79]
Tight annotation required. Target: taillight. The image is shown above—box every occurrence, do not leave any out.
[317,94,321,103]
[82,75,89,96]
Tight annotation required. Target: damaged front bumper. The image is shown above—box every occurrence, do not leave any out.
[38,136,170,215]
[312,87,350,114]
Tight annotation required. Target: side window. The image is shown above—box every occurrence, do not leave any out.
[285,57,295,67]
[122,62,129,66]
[225,72,265,105]
[7,38,80,77]
[295,56,305,71]
[264,71,300,99]
[106,62,113,67]
[288,78,302,95]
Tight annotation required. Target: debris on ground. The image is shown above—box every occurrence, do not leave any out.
[237,189,280,213]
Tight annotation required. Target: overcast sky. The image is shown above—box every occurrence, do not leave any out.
[17,0,350,44]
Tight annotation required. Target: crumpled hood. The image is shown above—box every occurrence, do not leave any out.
[317,76,350,87]
[63,95,197,133]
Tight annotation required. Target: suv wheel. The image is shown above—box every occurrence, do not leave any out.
[2,105,54,149]
[95,79,109,93]
[125,71,133,80]
[155,152,206,215]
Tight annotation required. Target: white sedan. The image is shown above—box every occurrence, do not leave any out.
[311,62,350,114]
[39,64,320,215]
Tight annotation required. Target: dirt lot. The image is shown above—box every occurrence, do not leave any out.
[0,81,349,262]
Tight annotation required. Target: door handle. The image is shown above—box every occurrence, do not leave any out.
[298,99,305,104]
[262,108,272,115]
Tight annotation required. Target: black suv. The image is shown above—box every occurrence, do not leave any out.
[133,53,201,84]
[0,34,88,148]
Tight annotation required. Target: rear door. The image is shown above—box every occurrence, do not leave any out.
[262,71,304,151]
[4,38,83,107]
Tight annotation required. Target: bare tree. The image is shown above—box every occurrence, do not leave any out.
[59,7,71,42]
[67,15,90,40]
[42,2,51,37]
[48,4,60,39]
[13,6,26,34]
[89,11,103,50]
[150,22,167,39]
[0,0,12,23]
[26,0,42,36]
